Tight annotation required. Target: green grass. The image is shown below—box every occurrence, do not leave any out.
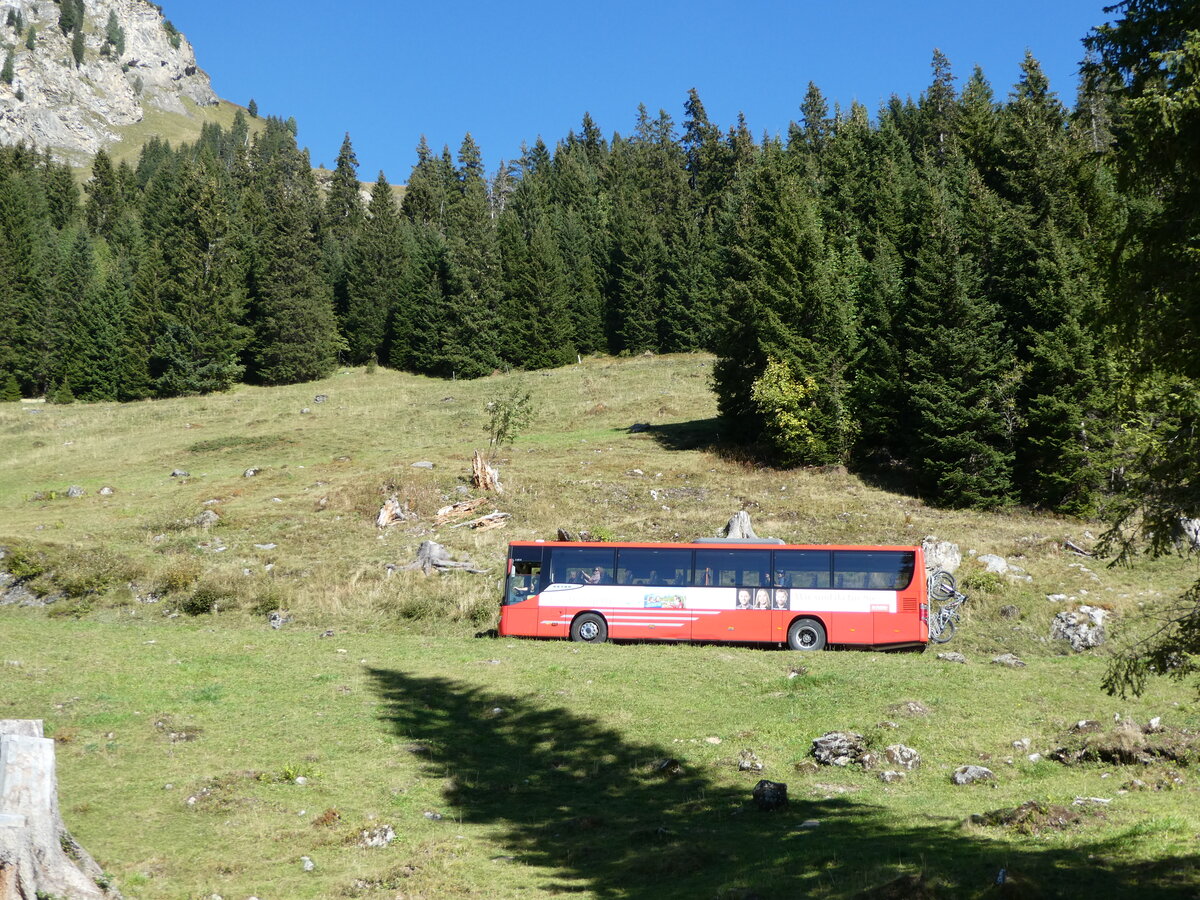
[2,354,1200,898]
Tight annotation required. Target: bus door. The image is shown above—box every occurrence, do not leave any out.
[691,549,773,642]
[500,546,544,637]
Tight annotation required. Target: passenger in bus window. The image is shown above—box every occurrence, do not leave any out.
[754,588,770,609]
[736,588,752,609]
[775,569,791,588]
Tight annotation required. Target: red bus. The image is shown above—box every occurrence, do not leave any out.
[499,539,929,650]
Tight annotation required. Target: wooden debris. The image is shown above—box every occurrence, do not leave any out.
[471,450,504,494]
[452,511,512,531]
[434,497,487,526]
[376,496,416,528]
[1063,539,1094,557]
[402,540,487,575]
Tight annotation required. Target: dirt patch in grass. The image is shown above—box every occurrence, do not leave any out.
[971,800,1094,835]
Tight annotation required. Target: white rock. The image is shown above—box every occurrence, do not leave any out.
[978,554,1009,574]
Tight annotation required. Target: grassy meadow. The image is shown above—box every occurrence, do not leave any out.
[2,353,1200,898]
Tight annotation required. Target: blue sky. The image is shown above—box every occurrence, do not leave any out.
[165,0,1113,184]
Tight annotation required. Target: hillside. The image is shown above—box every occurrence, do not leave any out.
[2,357,1200,898]
[0,0,239,165]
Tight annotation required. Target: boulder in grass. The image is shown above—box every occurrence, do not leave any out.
[752,779,788,811]
[811,731,867,767]
[952,765,995,785]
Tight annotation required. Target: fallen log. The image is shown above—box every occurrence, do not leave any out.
[434,497,487,526]
[451,511,511,532]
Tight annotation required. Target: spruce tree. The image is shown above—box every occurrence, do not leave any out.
[713,142,855,465]
[244,125,342,384]
[71,27,84,67]
[900,159,1014,508]
[344,172,404,364]
[247,98,258,118]
[323,132,362,326]
[1,52,13,86]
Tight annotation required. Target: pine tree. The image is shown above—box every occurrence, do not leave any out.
[71,27,84,68]
[900,159,1014,508]
[25,24,36,51]
[1,52,13,86]
[247,98,258,118]
[244,125,342,384]
[84,149,123,237]
[323,132,362,328]
[344,172,404,364]
[713,142,855,465]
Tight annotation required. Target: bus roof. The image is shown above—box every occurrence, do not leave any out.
[508,540,922,552]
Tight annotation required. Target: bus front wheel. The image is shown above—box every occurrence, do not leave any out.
[570,613,608,644]
[788,618,826,651]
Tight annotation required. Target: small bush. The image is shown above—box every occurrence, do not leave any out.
[3,545,49,580]
[180,582,235,616]
[960,571,1006,596]
[157,558,202,594]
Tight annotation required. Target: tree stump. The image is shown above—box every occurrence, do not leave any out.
[471,450,504,494]
[0,720,116,899]
[721,511,759,540]
[402,541,486,575]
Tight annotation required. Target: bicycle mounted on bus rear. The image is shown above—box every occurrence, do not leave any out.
[926,569,969,644]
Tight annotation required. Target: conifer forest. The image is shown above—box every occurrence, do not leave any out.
[0,1,1197,520]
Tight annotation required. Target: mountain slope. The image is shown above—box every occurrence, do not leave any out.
[0,0,224,164]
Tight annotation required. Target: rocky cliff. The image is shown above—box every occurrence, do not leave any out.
[0,0,217,164]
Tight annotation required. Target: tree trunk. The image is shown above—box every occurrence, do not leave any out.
[0,720,117,899]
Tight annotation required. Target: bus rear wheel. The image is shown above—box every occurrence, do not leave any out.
[570,612,608,644]
[788,618,826,651]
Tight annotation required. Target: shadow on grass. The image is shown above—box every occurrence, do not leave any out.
[635,418,723,453]
[368,668,1200,899]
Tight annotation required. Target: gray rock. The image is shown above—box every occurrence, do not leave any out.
[752,779,788,811]
[738,749,763,771]
[301,856,315,872]
[878,770,905,784]
[98,486,114,496]
[951,765,995,785]
[194,509,219,527]
[170,469,190,478]
[411,461,435,469]
[268,611,291,630]
[937,651,968,664]
[922,537,962,574]
[300,407,311,414]
[314,394,328,403]
[66,485,85,498]
[991,653,1026,668]
[999,605,1020,619]
[1050,606,1107,651]
[978,554,1009,574]
[811,731,867,767]
[243,467,260,478]
[254,543,277,551]
[357,824,395,848]
[884,744,921,770]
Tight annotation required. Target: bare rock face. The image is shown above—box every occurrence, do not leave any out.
[0,0,219,164]
[1049,606,1108,652]
[921,536,961,574]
